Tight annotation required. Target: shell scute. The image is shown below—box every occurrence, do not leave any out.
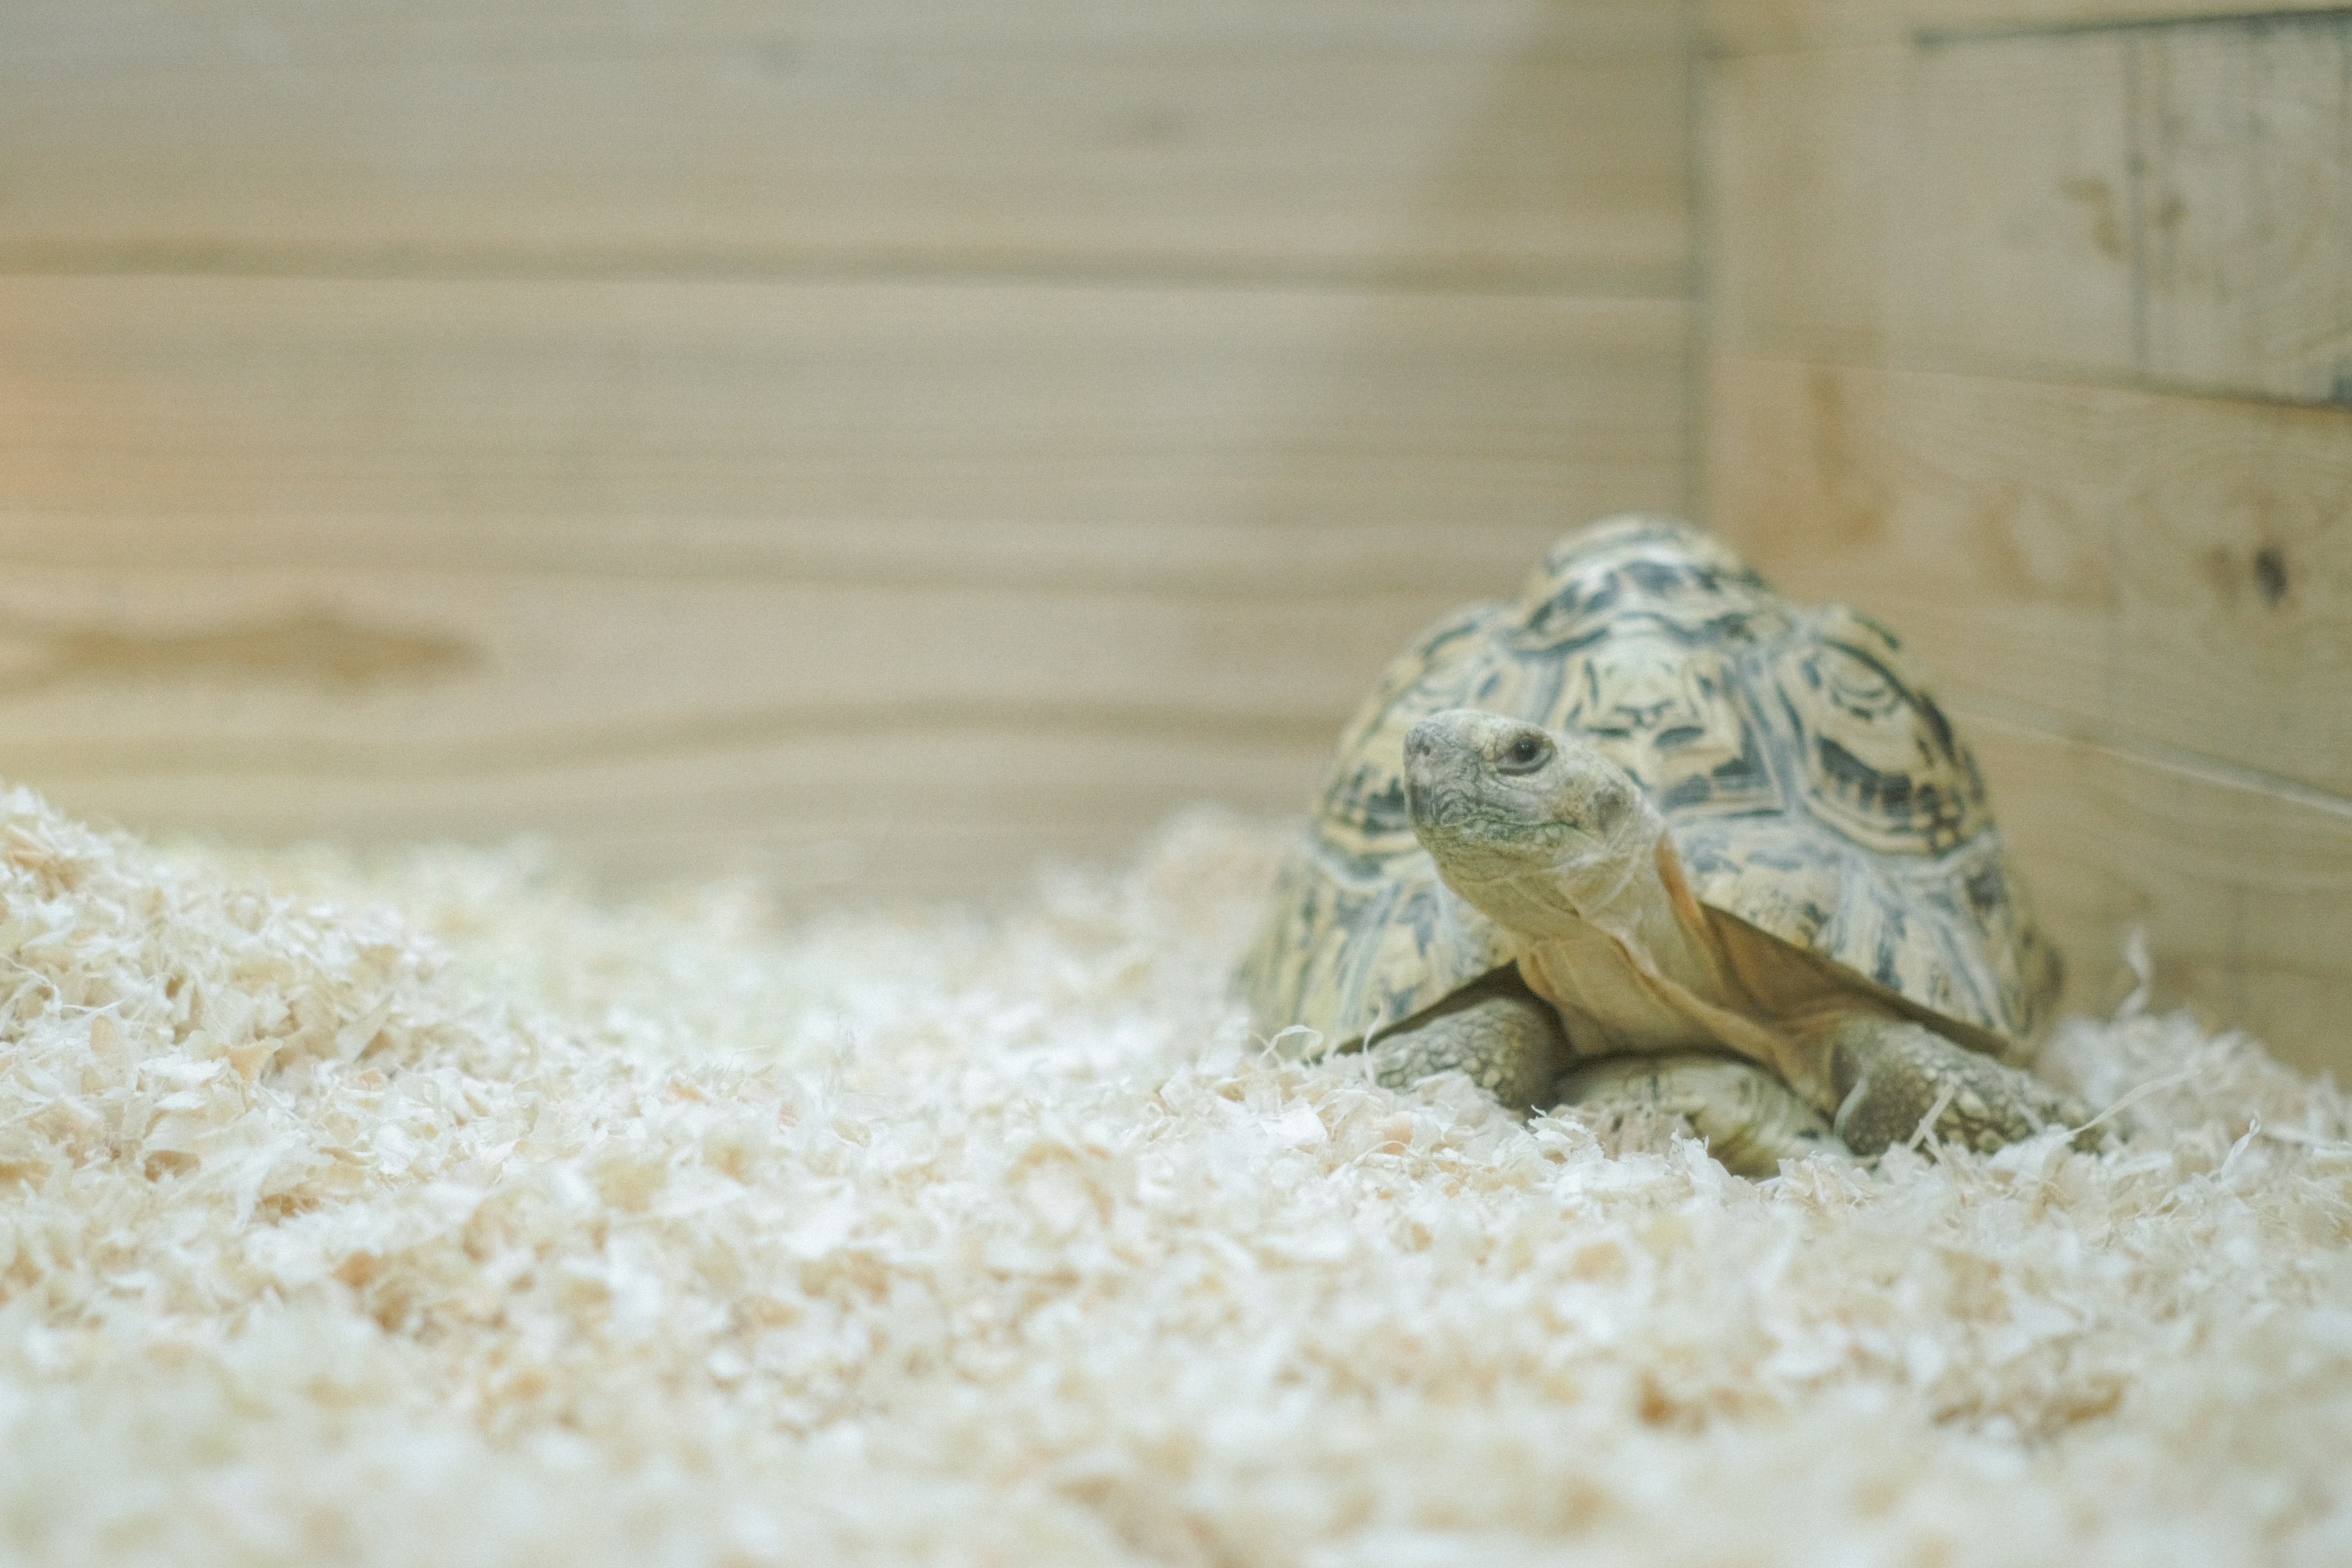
[1766,606,1989,856]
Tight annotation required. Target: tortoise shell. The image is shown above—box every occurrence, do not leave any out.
[1237,514,2061,1062]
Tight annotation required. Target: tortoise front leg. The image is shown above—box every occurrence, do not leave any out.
[1823,1017,2088,1156]
[1553,1052,1837,1178]
[1366,972,1567,1110]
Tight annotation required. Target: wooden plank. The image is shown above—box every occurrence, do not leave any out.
[0,516,1657,597]
[1706,44,1898,360]
[1708,37,2139,378]
[0,272,1685,892]
[0,536,1574,899]
[2135,19,2352,404]
[0,541,1575,901]
[1705,353,2352,799]
[1706,0,2352,53]
[0,546,1451,899]
[23,716,1338,906]
[0,545,1585,769]
[0,0,1685,70]
[0,276,1687,527]
[1704,351,2106,718]
[1968,710,2352,1079]
[1705,16,2352,404]
[0,0,1690,292]
[1899,32,2143,380]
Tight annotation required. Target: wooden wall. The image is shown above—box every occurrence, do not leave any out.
[0,0,1695,900]
[13,0,2339,1069]
[1702,0,2352,1071]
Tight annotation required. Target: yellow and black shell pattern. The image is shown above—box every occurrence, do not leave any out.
[1235,514,2063,1061]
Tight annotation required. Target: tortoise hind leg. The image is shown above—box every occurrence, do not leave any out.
[1823,1017,2089,1156]
[1366,971,1567,1110]
[1554,1052,1836,1178]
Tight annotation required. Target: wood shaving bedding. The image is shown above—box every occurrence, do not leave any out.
[0,785,2345,1566]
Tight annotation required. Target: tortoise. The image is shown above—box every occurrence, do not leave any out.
[1236,514,2083,1175]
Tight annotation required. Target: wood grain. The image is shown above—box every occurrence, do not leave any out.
[0,548,1604,768]
[0,273,1687,888]
[1706,0,2352,52]
[0,0,1690,292]
[1705,15,2352,404]
[26,715,1338,906]
[1899,32,2143,381]
[1706,45,1898,360]
[0,547,1510,904]
[0,276,1686,527]
[1969,710,2352,1079]
[1702,10,2352,1068]
[1706,353,2352,799]
[0,551,1425,899]
[2133,20,2352,404]
[0,0,1699,907]
[28,714,1345,907]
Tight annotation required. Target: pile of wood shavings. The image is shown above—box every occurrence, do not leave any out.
[0,784,2348,1567]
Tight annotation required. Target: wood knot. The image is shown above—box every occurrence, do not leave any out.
[2253,546,2289,608]
[0,606,480,693]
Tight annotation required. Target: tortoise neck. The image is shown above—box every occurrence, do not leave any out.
[1575,829,1724,995]
[1483,804,1726,995]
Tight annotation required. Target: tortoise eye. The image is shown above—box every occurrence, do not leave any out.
[1499,733,1551,773]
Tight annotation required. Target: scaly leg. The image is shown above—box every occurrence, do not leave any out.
[1823,1017,2089,1156]
[1554,1052,1837,1178]
[1366,973,1568,1110]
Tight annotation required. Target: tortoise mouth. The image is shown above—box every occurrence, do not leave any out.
[1407,781,1579,876]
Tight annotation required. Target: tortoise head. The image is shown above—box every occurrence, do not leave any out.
[1402,708,1659,936]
